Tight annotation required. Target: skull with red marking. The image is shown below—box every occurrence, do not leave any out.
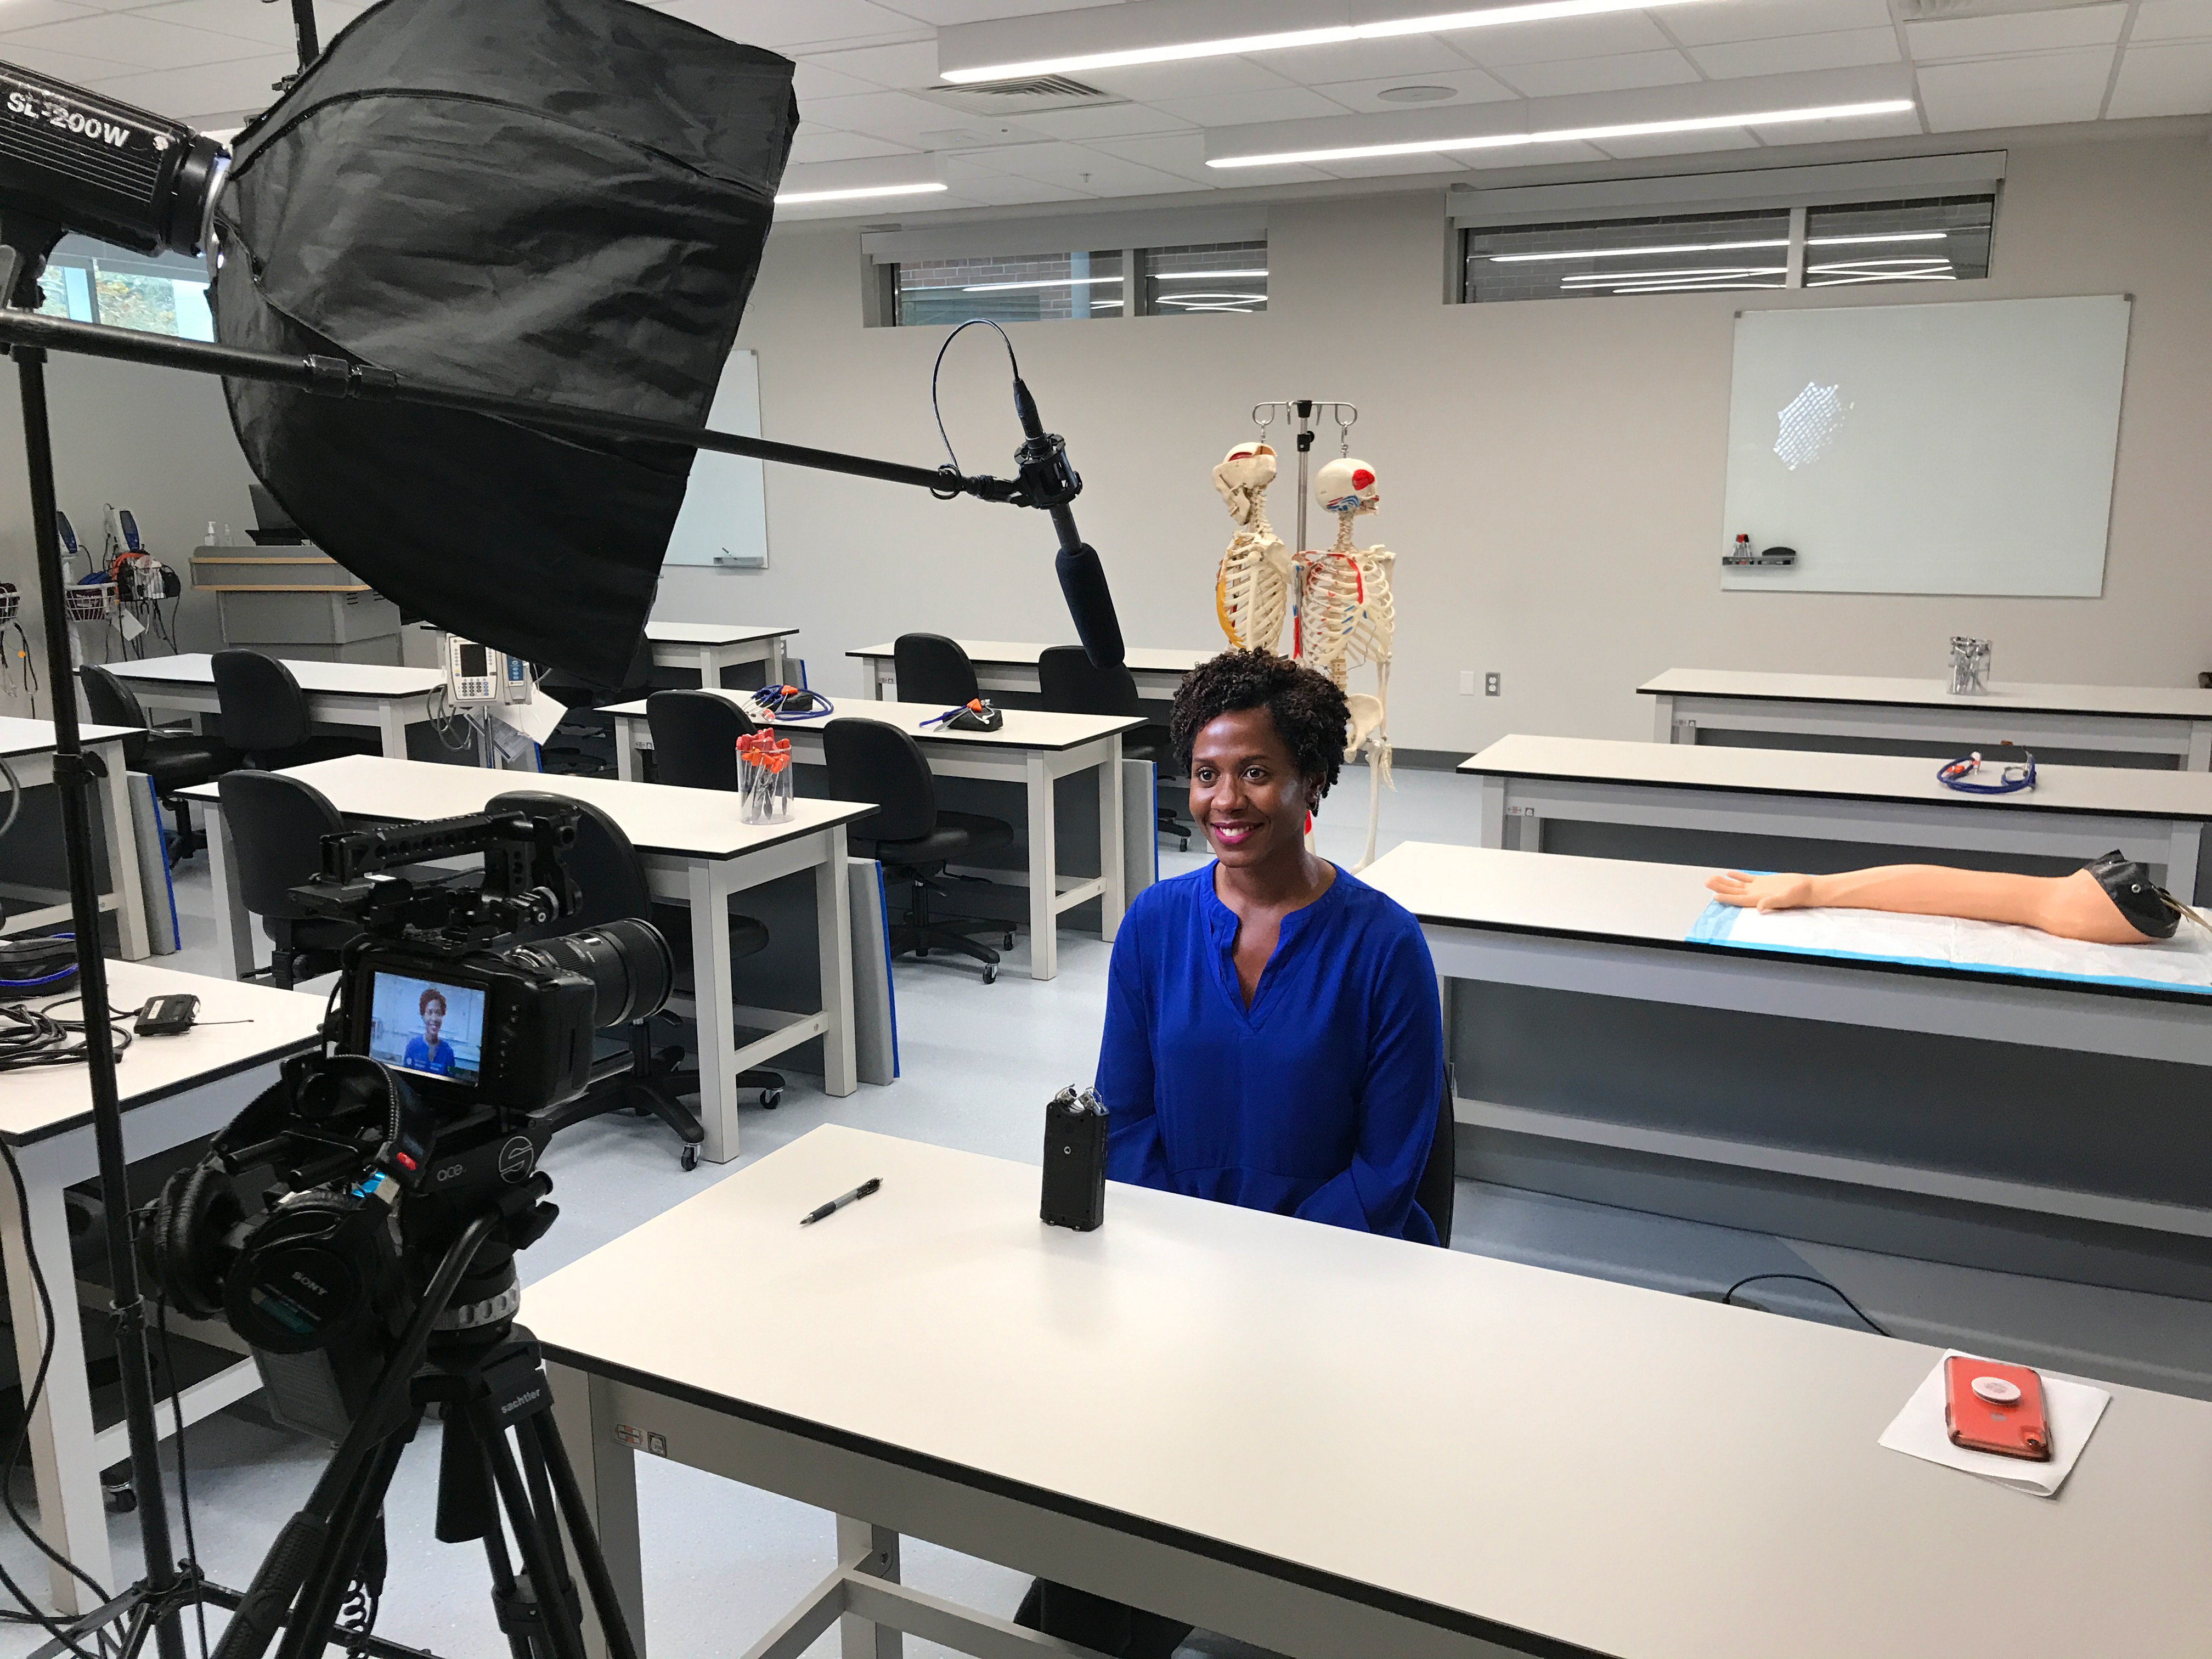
[1316,457,1379,515]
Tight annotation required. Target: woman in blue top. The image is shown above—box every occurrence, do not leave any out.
[401,986,457,1076]
[1017,650,1446,1658]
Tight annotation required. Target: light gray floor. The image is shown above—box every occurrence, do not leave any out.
[5,763,2212,1659]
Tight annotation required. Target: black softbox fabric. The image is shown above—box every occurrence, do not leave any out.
[212,0,797,685]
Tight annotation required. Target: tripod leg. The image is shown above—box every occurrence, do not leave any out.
[272,1429,413,1659]
[516,1412,641,1659]
[471,1403,591,1659]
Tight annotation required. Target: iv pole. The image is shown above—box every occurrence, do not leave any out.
[1248,398,1357,663]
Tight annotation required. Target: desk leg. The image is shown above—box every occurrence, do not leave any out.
[693,647,716,690]
[377,705,410,759]
[2169,821,2203,906]
[1097,740,1125,945]
[819,827,857,1098]
[1026,753,1057,981]
[205,803,256,979]
[1478,777,1506,850]
[0,1146,113,1612]
[689,859,741,1163]
[872,663,890,701]
[548,1362,644,1659]
[1651,693,1675,743]
[614,719,639,784]
[2191,723,2212,773]
[97,744,150,961]
[770,637,786,686]
[834,1518,902,1659]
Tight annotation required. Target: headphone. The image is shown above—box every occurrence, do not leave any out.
[1937,747,2035,795]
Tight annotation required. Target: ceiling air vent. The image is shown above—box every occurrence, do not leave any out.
[1891,0,2111,21]
[921,76,1127,116]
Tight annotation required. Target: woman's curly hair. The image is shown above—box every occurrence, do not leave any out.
[1169,649,1349,798]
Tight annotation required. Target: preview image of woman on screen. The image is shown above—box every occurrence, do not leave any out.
[369,973,486,1085]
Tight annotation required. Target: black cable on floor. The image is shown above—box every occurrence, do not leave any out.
[156,1301,211,1659]
[1722,1271,1888,1337]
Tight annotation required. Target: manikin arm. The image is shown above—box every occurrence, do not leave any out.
[1706,865,2159,945]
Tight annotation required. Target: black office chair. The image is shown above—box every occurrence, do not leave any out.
[825,718,1015,983]
[893,633,980,708]
[1415,1077,1456,1248]
[1036,645,1191,850]
[217,771,363,986]
[79,665,237,865]
[489,790,781,1169]
[539,636,658,777]
[646,690,753,791]
[210,650,380,769]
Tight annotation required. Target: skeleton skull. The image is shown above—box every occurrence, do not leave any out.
[1212,442,1278,527]
[1316,456,1379,515]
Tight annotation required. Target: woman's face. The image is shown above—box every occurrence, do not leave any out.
[422,1002,444,1043]
[1189,707,1317,871]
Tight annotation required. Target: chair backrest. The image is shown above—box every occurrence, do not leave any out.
[1036,646,1143,718]
[218,770,344,919]
[646,690,752,791]
[1415,1076,1456,1248]
[487,790,652,931]
[78,666,149,769]
[893,633,979,708]
[823,718,936,846]
[212,650,312,754]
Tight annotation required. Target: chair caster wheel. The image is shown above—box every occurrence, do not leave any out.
[1178,838,1189,851]
[760,1088,782,1109]
[1003,932,1015,949]
[103,1482,136,1515]
[680,1144,699,1172]
[983,964,997,984]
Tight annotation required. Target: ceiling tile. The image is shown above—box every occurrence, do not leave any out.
[1149,84,1355,124]
[1008,102,1198,139]
[1303,65,1520,110]
[1688,26,1901,76]
[787,129,917,162]
[1454,13,1675,66]
[2106,37,2212,112]
[1590,126,1762,156]
[652,0,927,50]
[121,0,309,48]
[0,1,97,35]
[2131,0,2212,41]
[1904,3,2126,61]
[1460,138,1611,166]
[1661,0,1894,47]
[1310,149,1469,177]
[0,39,133,77]
[1746,103,1922,139]
[1088,130,1333,186]
[797,39,939,88]
[876,0,1105,22]
[1491,48,1702,96]
[933,161,1091,205]
[1914,47,2114,127]
[806,87,1036,142]
[792,59,891,99]
[954,140,1195,195]
[1077,57,1301,100]
[87,52,296,119]
[3,11,270,69]
[1261,33,1481,86]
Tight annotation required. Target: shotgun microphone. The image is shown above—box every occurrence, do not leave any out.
[1012,374,1125,669]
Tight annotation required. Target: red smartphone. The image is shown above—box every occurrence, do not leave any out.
[1944,1356,2051,1462]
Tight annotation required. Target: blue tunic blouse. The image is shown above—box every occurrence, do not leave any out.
[1096,863,1445,1243]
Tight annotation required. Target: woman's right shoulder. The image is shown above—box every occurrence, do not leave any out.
[1116,866,1211,946]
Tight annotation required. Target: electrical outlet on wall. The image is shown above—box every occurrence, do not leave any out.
[1458,670,1476,695]
[1485,672,1502,697]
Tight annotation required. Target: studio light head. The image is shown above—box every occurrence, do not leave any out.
[0,65,225,295]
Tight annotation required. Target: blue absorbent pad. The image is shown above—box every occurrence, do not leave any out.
[1689,898,2212,995]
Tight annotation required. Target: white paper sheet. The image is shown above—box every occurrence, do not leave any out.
[1691,900,2212,993]
[1878,1351,2112,1498]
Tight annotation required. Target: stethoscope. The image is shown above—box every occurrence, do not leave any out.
[1938,749,2036,794]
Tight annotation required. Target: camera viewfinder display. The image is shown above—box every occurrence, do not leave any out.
[368,971,486,1084]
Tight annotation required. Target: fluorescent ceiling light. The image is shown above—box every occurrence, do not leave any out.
[775,182,949,205]
[1207,98,1915,168]
[942,0,1729,84]
[1806,230,1946,246]
[1154,268,1271,279]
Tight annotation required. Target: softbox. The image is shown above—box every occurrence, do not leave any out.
[212,0,797,685]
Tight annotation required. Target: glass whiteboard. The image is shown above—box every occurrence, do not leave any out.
[663,348,768,569]
[1720,296,2130,596]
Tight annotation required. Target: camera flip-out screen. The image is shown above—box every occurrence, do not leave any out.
[368,970,486,1085]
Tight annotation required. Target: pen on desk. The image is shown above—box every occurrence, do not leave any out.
[800,1177,881,1227]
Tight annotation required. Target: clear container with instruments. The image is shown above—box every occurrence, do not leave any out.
[737,730,793,823]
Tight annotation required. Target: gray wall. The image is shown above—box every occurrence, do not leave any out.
[660,131,2212,754]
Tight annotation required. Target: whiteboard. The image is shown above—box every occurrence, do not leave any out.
[1720,296,2130,596]
[664,348,768,569]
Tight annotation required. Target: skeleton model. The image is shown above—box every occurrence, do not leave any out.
[1302,457,1396,872]
[1211,441,1292,653]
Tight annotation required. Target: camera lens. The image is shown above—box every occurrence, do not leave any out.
[512,918,672,1028]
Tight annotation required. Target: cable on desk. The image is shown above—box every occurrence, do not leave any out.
[0,1000,133,1072]
[1721,1272,1888,1336]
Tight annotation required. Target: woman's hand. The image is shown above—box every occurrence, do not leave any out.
[1706,870,1820,912]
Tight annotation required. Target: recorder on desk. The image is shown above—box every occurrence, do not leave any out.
[1042,1085,1107,1231]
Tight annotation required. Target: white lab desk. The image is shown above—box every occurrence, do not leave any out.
[0,962,324,1613]
[847,639,1210,702]
[606,691,1136,981]
[1363,842,2212,1274]
[0,718,149,961]
[1462,732,2212,902]
[180,757,872,1160]
[105,652,447,759]
[1643,668,2212,770]
[533,1124,2212,1659]
[646,622,795,689]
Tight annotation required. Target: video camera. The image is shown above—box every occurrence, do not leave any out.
[139,800,672,1442]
